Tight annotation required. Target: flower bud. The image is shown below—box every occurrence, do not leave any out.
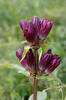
[39,49,53,71]
[40,19,53,40]
[45,55,61,74]
[16,49,23,60]
[16,49,35,71]
[20,20,37,44]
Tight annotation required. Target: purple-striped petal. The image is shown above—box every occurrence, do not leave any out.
[16,49,35,71]
[39,49,53,71]
[40,19,53,40]
[20,20,37,44]
[16,49,23,60]
[45,55,61,74]
[32,16,41,35]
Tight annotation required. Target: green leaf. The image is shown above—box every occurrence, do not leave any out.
[38,45,47,60]
[41,45,47,54]
[29,90,47,100]
[0,64,30,77]
[38,48,42,60]
[20,45,31,61]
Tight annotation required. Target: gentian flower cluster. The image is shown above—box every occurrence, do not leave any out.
[16,49,61,75]
[20,16,53,46]
[16,16,61,76]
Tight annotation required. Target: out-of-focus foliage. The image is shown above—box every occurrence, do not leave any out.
[0,0,66,100]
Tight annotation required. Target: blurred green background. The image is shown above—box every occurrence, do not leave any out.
[0,0,66,100]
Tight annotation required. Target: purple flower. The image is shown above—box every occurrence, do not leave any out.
[39,49,53,71]
[20,16,53,45]
[16,49,23,60]
[45,55,61,74]
[20,20,37,45]
[39,49,61,74]
[16,49,35,71]
[40,19,53,40]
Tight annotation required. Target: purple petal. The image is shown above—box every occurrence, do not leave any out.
[20,20,37,44]
[21,49,35,70]
[32,16,41,35]
[40,19,53,40]
[16,49,23,60]
[45,55,61,74]
[24,22,37,43]
[20,20,28,35]
[39,49,53,70]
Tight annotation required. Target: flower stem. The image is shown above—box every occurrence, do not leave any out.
[33,77,37,100]
[33,49,38,100]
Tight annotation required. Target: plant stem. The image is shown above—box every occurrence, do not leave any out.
[33,49,38,100]
[33,77,37,100]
